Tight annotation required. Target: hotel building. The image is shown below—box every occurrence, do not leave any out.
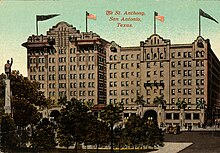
[22,22,220,127]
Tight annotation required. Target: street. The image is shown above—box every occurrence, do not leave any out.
[165,131,220,153]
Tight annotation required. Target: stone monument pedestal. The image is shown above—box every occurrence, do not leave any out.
[4,79,11,114]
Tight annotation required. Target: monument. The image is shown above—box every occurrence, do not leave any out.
[4,58,13,114]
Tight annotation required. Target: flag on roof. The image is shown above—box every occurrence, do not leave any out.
[155,12,164,22]
[199,9,218,24]
[36,14,60,21]
[86,12,96,20]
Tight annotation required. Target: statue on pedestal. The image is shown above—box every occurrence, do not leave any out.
[4,58,13,78]
[4,58,13,114]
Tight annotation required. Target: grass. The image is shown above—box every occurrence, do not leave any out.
[6,147,158,153]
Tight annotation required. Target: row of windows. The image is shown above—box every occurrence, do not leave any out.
[109,98,133,104]
[171,79,204,86]
[30,66,45,72]
[171,51,192,58]
[171,88,204,95]
[146,62,164,68]
[30,57,45,64]
[59,57,66,63]
[166,113,199,120]
[109,54,140,61]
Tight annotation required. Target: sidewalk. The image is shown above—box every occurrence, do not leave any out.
[154,142,193,153]
[180,126,220,132]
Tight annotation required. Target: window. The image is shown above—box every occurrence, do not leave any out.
[188,70,192,76]
[174,113,179,119]
[178,52,181,57]
[201,79,204,85]
[147,71,150,77]
[188,89,191,95]
[196,70,200,76]
[160,71,164,77]
[201,70,204,76]
[160,62,163,68]
[188,61,192,67]
[188,52,192,57]
[147,62,150,68]
[166,113,172,119]
[171,52,175,58]
[183,79,187,85]
[193,113,199,119]
[184,52,187,58]
[172,89,175,95]
[185,113,191,120]
[171,80,175,86]
[137,63,140,68]
[188,79,192,85]
[171,71,175,77]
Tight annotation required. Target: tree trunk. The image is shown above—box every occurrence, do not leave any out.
[110,124,114,153]
[133,143,136,153]
[75,142,78,153]
[31,125,35,151]
[86,144,88,153]
[96,144,99,153]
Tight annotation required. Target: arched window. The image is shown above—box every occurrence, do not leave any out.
[201,51,205,57]
[196,51,200,57]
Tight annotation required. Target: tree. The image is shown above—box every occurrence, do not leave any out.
[153,94,166,107]
[101,104,123,153]
[89,120,110,153]
[124,115,144,152]
[1,114,19,152]
[146,124,164,150]
[176,100,187,109]
[113,125,126,152]
[57,130,74,151]
[135,95,146,106]
[58,97,89,152]
[12,98,41,148]
[31,118,57,150]
[9,71,48,108]
[196,100,205,109]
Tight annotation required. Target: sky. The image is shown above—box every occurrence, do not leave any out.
[1,0,220,76]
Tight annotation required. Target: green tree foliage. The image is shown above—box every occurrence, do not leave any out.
[196,99,205,109]
[89,120,110,153]
[146,124,164,150]
[153,94,166,106]
[176,100,187,109]
[57,130,74,150]
[135,95,146,105]
[1,114,19,151]
[101,104,123,153]
[13,98,41,147]
[113,125,126,152]
[58,98,89,152]
[31,118,57,149]
[8,71,48,108]
[124,115,144,152]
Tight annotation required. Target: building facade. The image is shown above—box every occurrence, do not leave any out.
[22,22,109,105]
[107,34,220,127]
[22,22,220,127]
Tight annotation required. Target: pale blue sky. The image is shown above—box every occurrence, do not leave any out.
[1,0,220,76]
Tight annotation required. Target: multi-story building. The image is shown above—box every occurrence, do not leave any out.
[22,21,109,105]
[22,21,220,127]
[107,34,220,128]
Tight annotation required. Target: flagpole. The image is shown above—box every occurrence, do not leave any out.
[36,17,39,36]
[154,12,156,34]
[199,11,201,36]
[86,11,88,33]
